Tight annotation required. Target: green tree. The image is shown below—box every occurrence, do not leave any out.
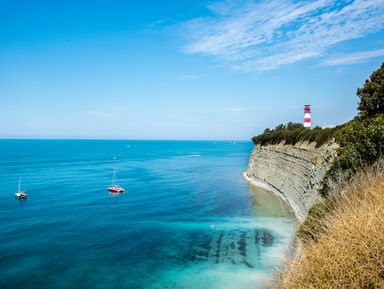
[357,63,384,116]
[287,122,303,130]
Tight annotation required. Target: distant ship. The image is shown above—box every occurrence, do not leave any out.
[15,177,27,200]
[108,158,125,193]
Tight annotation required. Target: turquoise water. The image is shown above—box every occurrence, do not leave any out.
[0,140,294,289]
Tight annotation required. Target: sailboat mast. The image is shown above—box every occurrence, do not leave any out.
[112,157,117,186]
[18,176,21,192]
[112,167,116,186]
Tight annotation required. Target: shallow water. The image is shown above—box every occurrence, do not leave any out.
[0,140,294,289]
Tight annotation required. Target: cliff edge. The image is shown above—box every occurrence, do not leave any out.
[244,141,338,223]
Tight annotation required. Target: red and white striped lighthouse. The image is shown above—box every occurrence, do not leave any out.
[304,105,311,129]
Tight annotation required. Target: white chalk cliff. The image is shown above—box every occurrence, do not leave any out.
[244,141,338,223]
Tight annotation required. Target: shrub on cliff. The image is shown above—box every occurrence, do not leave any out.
[329,115,383,173]
[252,123,339,148]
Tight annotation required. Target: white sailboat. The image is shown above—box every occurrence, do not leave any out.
[108,158,125,193]
[15,177,27,199]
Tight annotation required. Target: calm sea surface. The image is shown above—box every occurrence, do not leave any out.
[0,140,294,289]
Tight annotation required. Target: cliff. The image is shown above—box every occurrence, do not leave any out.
[244,141,338,223]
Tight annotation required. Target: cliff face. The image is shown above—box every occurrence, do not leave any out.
[244,141,338,223]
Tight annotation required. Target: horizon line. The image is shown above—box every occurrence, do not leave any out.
[0,137,251,142]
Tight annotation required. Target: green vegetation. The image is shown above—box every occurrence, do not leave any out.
[357,62,384,116]
[252,122,340,148]
[253,62,384,196]
[320,113,384,194]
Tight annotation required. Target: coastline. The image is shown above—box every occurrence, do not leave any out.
[242,141,338,280]
[243,172,306,287]
[242,172,306,223]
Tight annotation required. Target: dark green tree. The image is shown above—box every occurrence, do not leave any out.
[287,122,303,130]
[357,63,384,116]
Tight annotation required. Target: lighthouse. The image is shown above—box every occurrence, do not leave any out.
[304,105,311,129]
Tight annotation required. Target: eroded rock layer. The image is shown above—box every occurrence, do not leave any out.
[245,141,338,223]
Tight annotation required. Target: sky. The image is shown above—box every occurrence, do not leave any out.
[1,0,384,140]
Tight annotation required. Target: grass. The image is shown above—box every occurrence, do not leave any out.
[274,164,384,289]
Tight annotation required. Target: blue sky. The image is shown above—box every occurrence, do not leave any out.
[1,0,384,140]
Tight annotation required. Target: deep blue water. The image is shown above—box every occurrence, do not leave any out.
[0,140,294,289]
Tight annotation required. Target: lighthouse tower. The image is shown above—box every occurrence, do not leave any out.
[304,105,311,129]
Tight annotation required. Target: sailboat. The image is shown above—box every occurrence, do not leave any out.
[108,158,125,193]
[15,177,27,199]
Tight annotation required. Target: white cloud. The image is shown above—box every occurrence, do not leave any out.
[182,0,384,71]
[320,48,384,66]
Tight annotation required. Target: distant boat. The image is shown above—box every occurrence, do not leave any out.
[15,177,27,200]
[108,158,125,193]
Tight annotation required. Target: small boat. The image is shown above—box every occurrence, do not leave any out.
[108,185,125,193]
[108,158,125,193]
[15,177,27,200]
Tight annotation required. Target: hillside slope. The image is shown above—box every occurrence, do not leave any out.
[275,166,384,288]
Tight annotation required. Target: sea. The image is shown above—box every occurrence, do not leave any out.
[0,140,295,289]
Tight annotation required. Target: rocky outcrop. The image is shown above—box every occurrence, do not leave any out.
[244,141,338,223]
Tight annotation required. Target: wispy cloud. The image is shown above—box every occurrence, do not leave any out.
[182,0,384,71]
[320,48,384,66]
[178,73,206,80]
